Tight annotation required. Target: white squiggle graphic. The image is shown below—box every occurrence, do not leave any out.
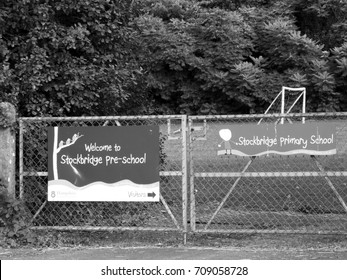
[48,179,159,190]
[217,148,337,157]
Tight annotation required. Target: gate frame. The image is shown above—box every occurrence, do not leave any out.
[18,115,189,242]
[188,112,347,235]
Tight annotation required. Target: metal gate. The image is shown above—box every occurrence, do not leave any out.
[18,113,347,237]
[18,115,188,235]
[188,112,347,234]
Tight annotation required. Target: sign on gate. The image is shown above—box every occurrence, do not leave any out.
[48,126,160,201]
[218,122,336,156]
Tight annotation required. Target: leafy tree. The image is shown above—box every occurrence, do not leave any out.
[0,0,144,117]
[239,3,344,112]
[135,1,254,114]
[292,0,347,49]
[136,0,346,113]
[1,0,346,115]
[330,42,347,110]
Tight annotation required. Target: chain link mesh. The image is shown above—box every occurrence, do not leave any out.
[19,116,186,231]
[188,113,347,234]
[17,113,347,235]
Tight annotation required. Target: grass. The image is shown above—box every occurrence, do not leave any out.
[4,229,347,250]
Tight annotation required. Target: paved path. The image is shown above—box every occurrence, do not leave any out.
[1,246,347,260]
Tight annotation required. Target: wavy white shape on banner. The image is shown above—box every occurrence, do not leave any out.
[217,149,337,156]
[48,179,158,189]
[47,179,159,201]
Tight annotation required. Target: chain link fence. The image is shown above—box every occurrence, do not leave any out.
[17,113,347,237]
[18,116,188,234]
[188,113,347,234]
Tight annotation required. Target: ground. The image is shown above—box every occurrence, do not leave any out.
[1,230,347,260]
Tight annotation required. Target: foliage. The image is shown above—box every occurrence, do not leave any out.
[1,0,347,115]
[135,2,254,114]
[0,0,144,117]
[0,182,36,247]
[239,3,343,112]
[292,0,347,49]
[330,42,347,109]
[134,0,347,113]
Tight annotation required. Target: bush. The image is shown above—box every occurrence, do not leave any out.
[0,181,36,247]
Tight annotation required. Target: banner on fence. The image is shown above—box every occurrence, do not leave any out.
[48,125,160,201]
[217,122,336,157]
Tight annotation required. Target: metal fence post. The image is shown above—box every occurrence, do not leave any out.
[188,117,196,232]
[181,115,188,244]
[19,119,24,199]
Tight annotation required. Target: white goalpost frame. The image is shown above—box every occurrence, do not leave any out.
[258,86,306,125]
[280,86,306,124]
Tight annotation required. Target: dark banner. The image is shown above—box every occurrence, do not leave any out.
[217,122,336,157]
[48,125,160,201]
